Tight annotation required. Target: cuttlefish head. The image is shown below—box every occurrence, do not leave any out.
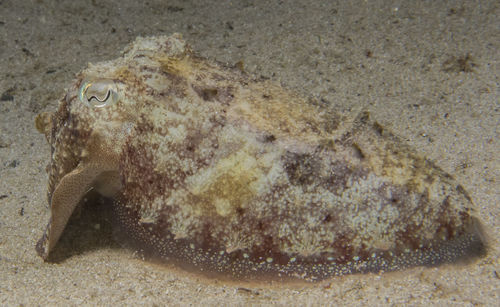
[35,76,132,260]
[34,34,194,260]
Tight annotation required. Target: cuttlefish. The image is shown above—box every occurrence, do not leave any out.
[35,34,485,281]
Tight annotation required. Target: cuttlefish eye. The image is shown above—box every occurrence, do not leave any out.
[79,79,119,108]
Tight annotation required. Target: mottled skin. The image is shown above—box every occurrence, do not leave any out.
[36,34,485,281]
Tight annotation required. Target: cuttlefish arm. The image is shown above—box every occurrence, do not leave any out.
[36,163,101,259]
[36,112,121,259]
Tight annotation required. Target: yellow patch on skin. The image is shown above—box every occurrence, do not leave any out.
[159,56,202,81]
[189,148,263,216]
[353,129,437,195]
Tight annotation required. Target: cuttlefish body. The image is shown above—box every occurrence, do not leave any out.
[35,34,485,281]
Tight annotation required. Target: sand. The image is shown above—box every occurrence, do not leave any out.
[0,0,498,305]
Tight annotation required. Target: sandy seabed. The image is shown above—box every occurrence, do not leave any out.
[0,0,498,306]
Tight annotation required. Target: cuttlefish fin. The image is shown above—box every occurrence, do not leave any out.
[36,163,102,260]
